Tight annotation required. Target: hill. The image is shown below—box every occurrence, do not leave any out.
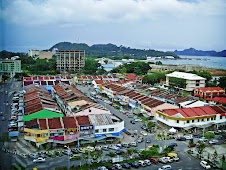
[172,48,226,57]
[49,42,179,58]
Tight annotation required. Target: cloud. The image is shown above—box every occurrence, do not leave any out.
[1,0,225,26]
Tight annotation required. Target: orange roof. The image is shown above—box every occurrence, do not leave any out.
[194,87,225,92]
[125,74,137,80]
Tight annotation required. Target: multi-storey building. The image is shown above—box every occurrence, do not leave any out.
[0,60,21,73]
[56,50,85,73]
[165,71,206,92]
[194,87,225,99]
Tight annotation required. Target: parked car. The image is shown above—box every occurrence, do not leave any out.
[115,150,125,155]
[102,145,109,150]
[184,134,193,140]
[124,130,131,135]
[106,165,116,170]
[98,166,108,170]
[137,138,143,143]
[199,137,208,143]
[33,157,46,163]
[158,165,172,170]
[209,139,219,144]
[141,131,148,136]
[193,133,202,138]
[168,143,177,147]
[138,160,146,167]
[129,142,137,147]
[158,157,168,164]
[70,154,81,160]
[144,159,151,166]
[77,148,85,153]
[121,163,131,169]
[146,137,151,143]
[173,157,180,161]
[165,157,174,163]
[122,143,130,148]
[71,149,79,154]
[28,153,38,159]
[95,146,102,151]
[130,120,135,124]
[134,118,142,122]
[141,125,147,130]
[114,164,122,169]
[128,162,139,168]
[62,149,72,156]
[176,137,186,141]
[200,161,211,169]
[148,157,158,164]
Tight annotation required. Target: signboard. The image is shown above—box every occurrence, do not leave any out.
[80,125,93,131]
[49,129,64,133]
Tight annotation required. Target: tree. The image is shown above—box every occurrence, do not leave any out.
[82,151,89,163]
[147,121,155,130]
[0,132,9,142]
[189,138,194,146]
[218,76,226,89]
[196,141,206,158]
[106,152,116,158]
[122,150,130,160]
[156,61,162,65]
[104,59,108,64]
[204,132,215,140]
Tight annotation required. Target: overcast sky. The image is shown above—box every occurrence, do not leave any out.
[0,0,225,52]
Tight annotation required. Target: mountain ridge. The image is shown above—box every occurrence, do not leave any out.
[171,48,226,57]
[49,42,179,58]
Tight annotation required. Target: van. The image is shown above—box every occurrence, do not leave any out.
[129,142,137,147]
[122,143,130,148]
[138,160,146,167]
[144,159,151,166]
[114,164,122,169]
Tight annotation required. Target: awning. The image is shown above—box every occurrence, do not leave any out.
[8,131,19,137]
[18,122,24,127]
[145,108,151,112]
[221,113,226,116]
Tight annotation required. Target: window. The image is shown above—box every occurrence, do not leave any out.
[196,80,200,86]
[220,116,223,119]
[95,129,99,133]
[207,118,209,121]
[176,120,179,123]
[50,133,54,137]
[103,129,107,132]
[109,128,114,132]
[202,119,204,122]
[187,120,190,124]
[192,120,195,123]
[198,119,200,122]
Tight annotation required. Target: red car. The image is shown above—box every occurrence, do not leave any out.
[148,157,158,164]
[188,143,196,148]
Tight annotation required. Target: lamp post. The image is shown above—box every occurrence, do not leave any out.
[65,145,70,169]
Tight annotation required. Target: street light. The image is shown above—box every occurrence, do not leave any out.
[64,145,70,169]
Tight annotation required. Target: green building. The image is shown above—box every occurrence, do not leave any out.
[0,60,21,76]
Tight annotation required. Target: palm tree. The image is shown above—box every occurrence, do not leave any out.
[106,152,116,158]
[122,151,130,160]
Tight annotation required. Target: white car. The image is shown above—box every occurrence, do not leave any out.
[141,131,148,136]
[33,157,46,163]
[158,165,172,170]
[200,161,211,169]
[134,118,142,122]
[209,139,219,144]
[184,134,193,140]
[138,160,146,167]
[144,159,151,165]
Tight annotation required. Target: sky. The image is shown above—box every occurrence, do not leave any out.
[0,0,225,52]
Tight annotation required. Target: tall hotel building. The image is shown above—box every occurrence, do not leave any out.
[56,50,85,73]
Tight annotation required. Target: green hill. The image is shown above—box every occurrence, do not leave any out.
[49,42,179,58]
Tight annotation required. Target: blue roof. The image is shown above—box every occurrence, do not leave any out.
[9,131,19,137]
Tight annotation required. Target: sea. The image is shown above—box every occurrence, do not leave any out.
[155,55,226,70]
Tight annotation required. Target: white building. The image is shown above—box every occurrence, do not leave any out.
[156,105,226,130]
[88,114,124,138]
[165,71,206,92]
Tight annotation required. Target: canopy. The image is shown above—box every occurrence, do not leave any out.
[169,127,177,133]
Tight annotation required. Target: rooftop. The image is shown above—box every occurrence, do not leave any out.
[166,71,206,80]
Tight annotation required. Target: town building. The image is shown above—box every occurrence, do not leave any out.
[0,59,21,77]
[165,71,206,92]
[149,64,202,72]
[156,105,226,130]
[56,50,85,73]
[194,87,225,99]
[28,50,53,59]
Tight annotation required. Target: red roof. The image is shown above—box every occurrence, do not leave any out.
[39,119,47,130]
[76,116,91,125]
[212,97,226,103]
[95,80,104,84]
[48,117,62,129]
[161,106,220,118]
[194,87,225,92]
[62,117,77,128]
[125,74,137,80]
